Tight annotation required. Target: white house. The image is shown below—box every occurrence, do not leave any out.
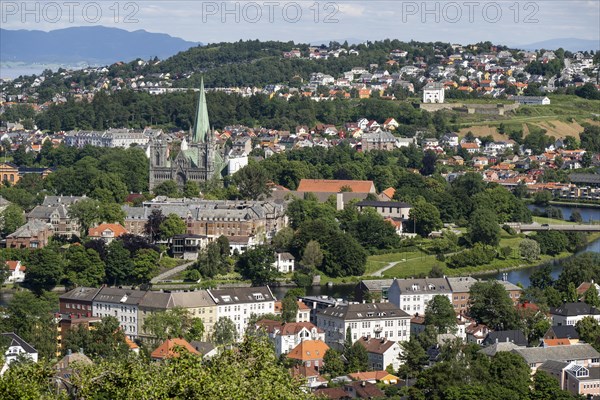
[550,303,600,326]
[208,286,276,340]
[423,82,445,103]
[4,260,26,284]
[1,332,38,375]
[273,252,295,273]
[258,320,325,357]
[92,287,147,339]
[357,337,403,371]
[317,302,411,351]
[387,278,453,316]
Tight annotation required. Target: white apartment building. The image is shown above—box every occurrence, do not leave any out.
[92,287,147,338]
[258,320,326,357]
[550,303,600,326]
[357,337,403,371]
[64,128,154,148]
[387,278,453,316]
[273,252,295,273]
[422,82,445,103]
[317,302,411,351]
[208,286,276,339]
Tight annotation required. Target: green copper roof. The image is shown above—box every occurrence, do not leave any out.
[192,77,210,143]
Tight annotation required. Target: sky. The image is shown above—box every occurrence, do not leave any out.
[1,1,599,46]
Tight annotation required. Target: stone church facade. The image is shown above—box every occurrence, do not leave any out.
[149,78,225,191]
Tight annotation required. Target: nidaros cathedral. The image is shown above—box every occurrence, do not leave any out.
[149,78,226,190]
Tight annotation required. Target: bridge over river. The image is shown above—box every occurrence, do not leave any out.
[506,222,600,233]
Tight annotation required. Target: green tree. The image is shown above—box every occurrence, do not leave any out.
[281,293,299,323]
[348,208,401,250]
[322,349,346,377]
[23,248,64,294]
[153,180,180,197]
[346,341,369,373]
[63,246,106,287]
[532,370,574,400]
[520,238,541,262]
[159,213,186,241]
[468,208,500,247]
[399,339,428,377]
[584,284,600,307]
[0,204,25,236]
[143,307,204,341]
[469,281,518,330]
[62,316,129,360]
[300,240,323,269]
[575,316,600,351]
[488,352,532,399]
[271,227,294,251]
[424,295,458,334]
[533,231,569,256]
[212,316,238,346]
[145,209,166,242]
[235,245,278,286]
[105,239,135,285]
[131,248,160,284]
[233,163,270,200]
[183,181,200,198]
[409,199,443,237]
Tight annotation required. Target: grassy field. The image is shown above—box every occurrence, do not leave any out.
[531,216,574,225]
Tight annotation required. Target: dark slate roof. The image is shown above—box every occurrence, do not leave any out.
[512,344,600,364]
[60,287,101,302]
[538,360,570,375]
[94,287,147,305]
[190,341,216,355]
[550,302,600,317]
[546,325,580,340]
[318,302,409,321]
[356,201,411,208]
[483,330,528,346]
[569,173,600,185]
[1,332,37,354]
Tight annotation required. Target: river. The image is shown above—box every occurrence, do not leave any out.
[527,204,599,223]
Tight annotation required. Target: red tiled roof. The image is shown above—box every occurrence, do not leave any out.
[544,339,571,347]
[150,338,199,359]
[6,260,25,271]
[296,179,375,193]
[88,223,128,238]
[286,340,329,361]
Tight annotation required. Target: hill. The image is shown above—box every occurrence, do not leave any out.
[516,38,599,52]
[0,26,200,64]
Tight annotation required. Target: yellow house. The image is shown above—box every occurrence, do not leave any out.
[0,162,20,185]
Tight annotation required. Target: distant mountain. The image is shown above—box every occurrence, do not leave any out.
[515,38,599,52]
[0,26,200,65]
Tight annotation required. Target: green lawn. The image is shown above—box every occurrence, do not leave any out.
[531,216,572,225]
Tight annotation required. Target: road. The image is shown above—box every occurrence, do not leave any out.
[370,261,400,277]
[150,261,196,284]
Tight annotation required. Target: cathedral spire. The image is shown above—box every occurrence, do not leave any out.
[192,76,210,143]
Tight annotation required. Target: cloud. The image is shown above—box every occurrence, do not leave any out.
[338,3,366,17]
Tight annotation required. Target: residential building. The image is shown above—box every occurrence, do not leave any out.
[257,320,325,357]
[1,332,38,375]
[6,220,53,249]
[300,296,348,325]
[510,95,550,105]
[27,196,85,237]
[317,302,410,350]
[361,131,397,151]
[356,337,403,371]
[550,302,600,326]
[64,128,152,148]
[348,371,400,385]
[482,330,528,347]
[564,364,600,397]
[171,290,218,340]
[273,252,295,273]
[88,223,128,243]
[59,287,101,315]
[289,365,328,390]
[150,338,200,361]
[189,341,218,359]
[512,344,600,373]
[54,350,93,391]
[387,278,453,315]
[354,279,393,303]
[208,286,276,339]
[92,287,147,339]
[423,82,445,103]
[544,325,580,344]
[355,201,411,220]
[296,179,376,194]
[287,339,329,369]
[446,277,478,312]
[4,260,26,284]
[171,234,210,260]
